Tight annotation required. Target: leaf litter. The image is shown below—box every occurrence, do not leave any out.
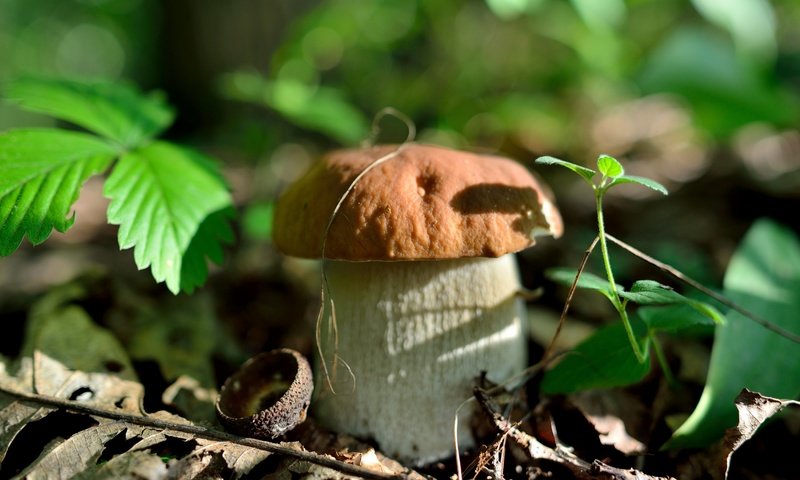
[1,226,799,479]
[0,284,411,480]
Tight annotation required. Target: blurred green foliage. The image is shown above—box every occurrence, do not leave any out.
[2,0,799,156]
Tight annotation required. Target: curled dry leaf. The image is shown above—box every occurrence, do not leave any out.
[722,389,800,479]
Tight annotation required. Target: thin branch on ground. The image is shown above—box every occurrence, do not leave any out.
[605,233,800,344]
[0,384,411,480]
[473,387,675,480]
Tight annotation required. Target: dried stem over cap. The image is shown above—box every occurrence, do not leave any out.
[273,144,563,260]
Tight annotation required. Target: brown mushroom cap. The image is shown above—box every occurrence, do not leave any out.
[273,143,563,261]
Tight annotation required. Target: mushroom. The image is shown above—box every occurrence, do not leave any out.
[273,144,562,465]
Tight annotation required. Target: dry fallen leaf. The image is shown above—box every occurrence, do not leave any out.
[721,389,800,479]
[571,390,647,455]
[1,286,411,480]
[0,286,271,479]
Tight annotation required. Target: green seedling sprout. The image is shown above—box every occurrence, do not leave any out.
[536,154,713,372]
[537,155,800,397]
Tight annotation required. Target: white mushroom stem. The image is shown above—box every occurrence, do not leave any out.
[314,254,526,465]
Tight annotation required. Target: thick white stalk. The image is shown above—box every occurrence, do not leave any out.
[314,255,526,465]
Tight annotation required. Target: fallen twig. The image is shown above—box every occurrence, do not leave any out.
[541,236,600,363]
[473,387,675,480]
[0,384,412,480]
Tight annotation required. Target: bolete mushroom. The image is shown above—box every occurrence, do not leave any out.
[273,144,562,465]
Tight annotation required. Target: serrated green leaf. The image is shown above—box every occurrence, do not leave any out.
[541,317,651,394]
[619,280,724,324]
[104,142,232,294]
[546,267,622,302]
[0,129,116,255]
[608,175,669,195]
[180,208,235,294]
[535,156,596,184]
[597,154,624,178]
[5,77,174,148]
[668,219,800,448]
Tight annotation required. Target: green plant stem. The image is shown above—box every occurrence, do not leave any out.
[650,333,678,388]
[595,188,646,363]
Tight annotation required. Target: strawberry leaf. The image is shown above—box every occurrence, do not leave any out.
[0,129,116,255]
[5,77,174,148]
[180,208,235,294]
[104,142,232,294]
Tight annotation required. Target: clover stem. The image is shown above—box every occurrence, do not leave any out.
[595,188,646,363]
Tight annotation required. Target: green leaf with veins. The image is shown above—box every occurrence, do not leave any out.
[541,316,651,393]
[5,77,174,148]
[597,154,624,178]
[546,267,623,302]
[619,280,724,324]
[608,175,669,195]
[180,208,235,294]
[104,142,232,294]
[0,129,116,255]
[638,304,717,335]
[535,156,596,184]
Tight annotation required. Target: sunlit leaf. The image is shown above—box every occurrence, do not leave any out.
[597,154,624,178]
[0,129,116,255]
[180,208,235,294]
[608,175,668,195]
[668,219,800,448]
[104,142,232,294]
[546,267,621,302]
[5,77,174,148]
[619,280,723,324]
[535,156,596,184]
[638,304,718,335]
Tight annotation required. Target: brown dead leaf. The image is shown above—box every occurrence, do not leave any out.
[0,287,273,479]
[74,450,168,480]
[721,389,800,479]
[0,284,143,463]
[571,390,647,455]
